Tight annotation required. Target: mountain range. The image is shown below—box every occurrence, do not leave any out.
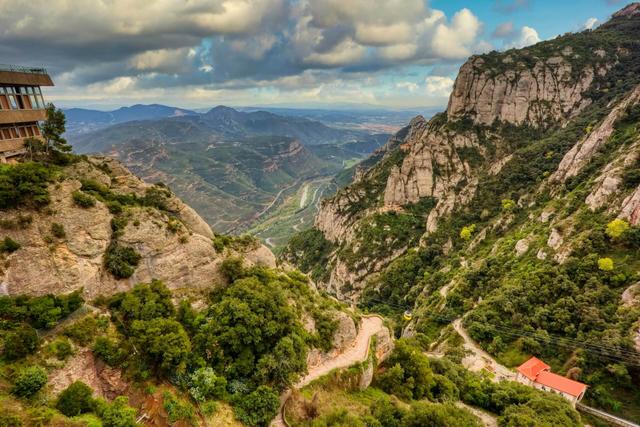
[67,106,389,233]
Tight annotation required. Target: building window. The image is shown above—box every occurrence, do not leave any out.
[0,86,45,110]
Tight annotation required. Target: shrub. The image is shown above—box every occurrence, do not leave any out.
[11,366,47,398]
[460,224,476,241]
[72,191,96,208]
[605,219,630,239]
[3,324,40,360]
[501,199,516,211]
[63,316,104,346]
[189,367,227,402]
[97,396,137,427]
[0,236,21,253]
[0,413,22,427]
[93,337,125,366]
[48,338,74,360]
[56,381,94,416]
[106,201,123,215]
[233,386,280,427]
[104,243,141,279]
[0,162,53,209]
[51,223,66,239]
[598,257,614,271]
[220,257,245,282]
[162,391,195,424]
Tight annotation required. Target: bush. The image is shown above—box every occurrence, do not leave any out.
[0,162,54,209]
[11,366,47,398]
[598,257,614,271]
[56,381,94,416]
[189,367,227,402]
[48,338,74,360]
[605,219,629,239]
[233,386,280,427]
[3,324,40,360]
[220,257,245,282]
[93,337,125,366]
[460,224,476,241]
[104,243,141,279]
[106,201,123,215]
[375,340,434,400]
[0,236,21,253]
[0,413,22,427]
[97,396,137,427]
[72,191,96,208]
[51,223,66,239]
[162,391,195,424]
[63,316,105,346]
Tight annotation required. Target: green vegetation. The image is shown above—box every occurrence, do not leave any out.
[289,340,581,426]
[0,236,21,253]
[56,381,94,416]
[282,228,335,282]
[233,385,280,427]
[51,222,66,238]
[72,190,96,208]
[104,242,141,279]
[0,162,55,209]
[606,219,630,239]
[11,366,47,398]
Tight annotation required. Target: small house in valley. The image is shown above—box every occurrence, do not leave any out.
[516,357,587,406]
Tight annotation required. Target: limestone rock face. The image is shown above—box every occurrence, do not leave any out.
[382,116,480,232]
[552,85,640,182]
[619,185,640,225]
[306,311,357,369]
[0,157,272,299]
[447,55,604,127]
[49,349,127,399]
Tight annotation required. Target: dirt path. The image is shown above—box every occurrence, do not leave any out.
[271,316,386,426]
[453,319,514,381]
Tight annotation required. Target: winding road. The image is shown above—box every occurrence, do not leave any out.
[271,316,386,427]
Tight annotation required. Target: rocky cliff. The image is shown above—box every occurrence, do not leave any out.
[287,4,640,302]
[0,156,275,299]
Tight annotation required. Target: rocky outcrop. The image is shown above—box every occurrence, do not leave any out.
[586,141,639,210]
[383,117,480,232]
[447,53,606,127]
[0,157,274,299]
[552,84,640,182]
[315,193,361,243]
[619,185,640,225]
[306,311,357,369]
[49,349,127,399]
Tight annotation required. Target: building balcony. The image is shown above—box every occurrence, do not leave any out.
[0,64,54,87]
[0,109,47,125]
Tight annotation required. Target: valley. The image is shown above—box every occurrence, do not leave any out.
[66,106,392,239]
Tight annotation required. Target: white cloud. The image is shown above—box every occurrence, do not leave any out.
[432,9,482,59]
[424,76,454,98]
[583,17,598,30]
[505,26,541,49]
[304,38,367,66]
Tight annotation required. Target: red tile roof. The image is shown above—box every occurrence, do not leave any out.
[536,371,587,397]
[517,357,550,381]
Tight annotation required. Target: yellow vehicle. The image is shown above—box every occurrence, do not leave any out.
[403,310,413,321]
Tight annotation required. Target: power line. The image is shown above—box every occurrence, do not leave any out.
[361,297,640,366]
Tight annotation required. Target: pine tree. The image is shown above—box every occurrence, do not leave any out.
[41,104,71,153]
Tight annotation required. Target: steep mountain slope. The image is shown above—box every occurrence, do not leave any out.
[0,156,274,300]
[0,154,398,427]
[284,3,640,420]
[67,107,387,234]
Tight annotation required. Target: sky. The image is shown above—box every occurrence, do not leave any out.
[0,0,630,111]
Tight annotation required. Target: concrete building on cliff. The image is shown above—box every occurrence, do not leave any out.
[0,64,54,163]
